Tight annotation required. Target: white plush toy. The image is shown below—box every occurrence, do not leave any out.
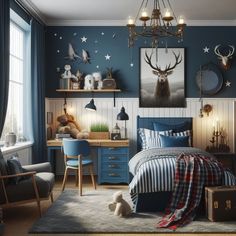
[92,72,103,90]
[84,74,94,90]
[61,64,77,80]
[108,191,132,217]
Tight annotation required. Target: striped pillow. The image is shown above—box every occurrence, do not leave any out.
[139,128,173,150]
[173,130,192,146]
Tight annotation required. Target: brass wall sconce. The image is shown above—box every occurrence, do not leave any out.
[199,103,213,118]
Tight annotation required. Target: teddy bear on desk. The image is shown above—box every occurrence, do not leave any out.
[56,113,89,139]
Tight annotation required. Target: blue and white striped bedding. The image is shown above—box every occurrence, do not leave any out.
[129,147,236,202]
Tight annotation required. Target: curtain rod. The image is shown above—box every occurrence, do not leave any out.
[14,0,46,26]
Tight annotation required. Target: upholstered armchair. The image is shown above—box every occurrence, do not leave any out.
[0,150,55,217]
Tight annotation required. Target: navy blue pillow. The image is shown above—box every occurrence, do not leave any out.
[153,121,188,132]
[7,156,23,184]
[159,134,189,147]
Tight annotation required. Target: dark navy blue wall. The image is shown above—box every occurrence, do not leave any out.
[45,26,236,98]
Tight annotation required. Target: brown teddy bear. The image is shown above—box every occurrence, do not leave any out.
[108,191,132,217]
[56,113,89,139]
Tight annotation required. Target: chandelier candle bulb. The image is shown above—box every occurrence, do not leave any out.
[127,17,134,25]
[141,9,148,17]
[178,16,185,25]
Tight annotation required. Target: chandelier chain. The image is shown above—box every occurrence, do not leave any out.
[167,0,178,22]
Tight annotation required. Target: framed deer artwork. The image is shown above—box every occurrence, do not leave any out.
[139,47,185,107]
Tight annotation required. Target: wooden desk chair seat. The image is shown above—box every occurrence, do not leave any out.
[62,139,96,196]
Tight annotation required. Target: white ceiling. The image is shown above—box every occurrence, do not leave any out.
[20,0,236,26]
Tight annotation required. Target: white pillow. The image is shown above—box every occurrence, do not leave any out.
[139,128,173,150]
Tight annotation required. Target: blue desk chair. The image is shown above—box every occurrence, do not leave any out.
[62,139,96,196]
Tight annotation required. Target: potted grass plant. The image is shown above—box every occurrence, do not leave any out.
[89,122,110,139]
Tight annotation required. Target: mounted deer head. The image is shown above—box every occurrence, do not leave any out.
[144,51,182,98]
[214,45,234,70]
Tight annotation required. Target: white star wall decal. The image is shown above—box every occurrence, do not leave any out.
[225,80,231,87]
[203,46,210,53]
[105,54,111,60]
[81,36,87,42]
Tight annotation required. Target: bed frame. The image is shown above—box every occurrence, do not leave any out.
[133,116,192,212]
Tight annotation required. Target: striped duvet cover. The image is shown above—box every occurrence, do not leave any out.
[129,147,236,203]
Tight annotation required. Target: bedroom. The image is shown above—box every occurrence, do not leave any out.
[1,0,236,235]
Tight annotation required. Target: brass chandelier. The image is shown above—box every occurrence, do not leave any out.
[126,0,186,48]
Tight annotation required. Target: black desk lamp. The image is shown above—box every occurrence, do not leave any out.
[117,106,129,139]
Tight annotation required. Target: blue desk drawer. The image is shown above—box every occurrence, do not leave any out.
[102,155,128,163]
[101,171,128,183]
[101,147,128,155]
[102,162,128,171]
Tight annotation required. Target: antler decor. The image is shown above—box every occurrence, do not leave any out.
[214,45,235,70]
[144,51,182,75]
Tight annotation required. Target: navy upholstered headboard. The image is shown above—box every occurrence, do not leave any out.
[137,116,192,152]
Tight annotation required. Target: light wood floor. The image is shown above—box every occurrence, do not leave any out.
[2,176,236,236]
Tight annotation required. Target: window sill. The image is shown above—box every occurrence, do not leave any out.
[0,141,33,155]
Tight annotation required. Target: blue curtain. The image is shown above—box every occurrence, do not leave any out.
[31,19,46,163]
[0,0,10,137]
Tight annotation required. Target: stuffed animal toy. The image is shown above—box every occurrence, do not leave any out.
[84,74,94,90]
[56,113,89,139]
[108,191,132,217]
[92,72,103,90]
[61,64,77,80]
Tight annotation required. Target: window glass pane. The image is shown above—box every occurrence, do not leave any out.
[10,22,23,60]
[1,21,25,141]
[2,83,23,135]
[10,56,23,84]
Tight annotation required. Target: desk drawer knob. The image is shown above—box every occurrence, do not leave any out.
[108,156,117,160]
[108,173,120,177]
[108,164,118,168]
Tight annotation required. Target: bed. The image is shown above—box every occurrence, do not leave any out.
[128,116,236,212]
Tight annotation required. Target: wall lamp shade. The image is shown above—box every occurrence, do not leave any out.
[117,107,129,120]
[117,106,129,139]
[85,99,96,111]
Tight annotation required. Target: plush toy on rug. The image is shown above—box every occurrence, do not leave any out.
[108,191,132,217]
[56,113,89,139]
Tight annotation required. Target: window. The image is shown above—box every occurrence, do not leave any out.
[1,15,30,142]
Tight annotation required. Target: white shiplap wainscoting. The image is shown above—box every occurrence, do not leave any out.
[46,97,236,157]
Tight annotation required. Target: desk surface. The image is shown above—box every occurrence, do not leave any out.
[47,139,129,147]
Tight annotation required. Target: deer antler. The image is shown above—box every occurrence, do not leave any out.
[214,45,235,58]
[145,51,182,74]
[165,51,182,72]
[226,45,235,58]
[214,45,223,58]
[144,51,163,73]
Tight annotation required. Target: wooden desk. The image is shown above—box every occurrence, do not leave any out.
[47,139,130,184]
[47,139,129,148]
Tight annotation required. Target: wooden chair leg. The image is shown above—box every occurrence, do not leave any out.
[50,192,54,203]
[62,167,69,191]
[79,165,83,196]
[89,165,96,190]
[75,169,79,187]
[32,175,42,217]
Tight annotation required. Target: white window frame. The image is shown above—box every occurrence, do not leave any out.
[0,10,32,149]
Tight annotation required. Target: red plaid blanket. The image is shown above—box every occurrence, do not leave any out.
[156,153,223,230]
